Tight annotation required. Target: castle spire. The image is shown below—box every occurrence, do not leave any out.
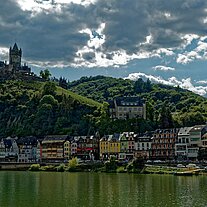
[13,43,18,50]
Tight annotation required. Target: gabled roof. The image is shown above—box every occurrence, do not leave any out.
[109,134,121,142]
[190,125,205,132]
[178,127,193,136]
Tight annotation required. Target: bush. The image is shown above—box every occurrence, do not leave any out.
[40,165,55,171]
[67,157,78,172]
[105,156,117,173]
[126,158,145,173]
[56,164,65,172]
[116,166,126,173]
[29,164,40,171]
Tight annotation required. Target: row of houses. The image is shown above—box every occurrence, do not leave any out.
[0,135,100,163]
[100,125,207,161]
[0,124,207,162]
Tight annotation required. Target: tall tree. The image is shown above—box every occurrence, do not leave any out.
[158,104,174,129]
[40,69,51,80]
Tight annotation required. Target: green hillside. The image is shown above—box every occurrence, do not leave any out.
[0,80,102,137]
[68,76,207,128]
[1,76,206,138]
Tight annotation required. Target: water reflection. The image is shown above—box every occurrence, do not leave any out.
[0,172,207,207]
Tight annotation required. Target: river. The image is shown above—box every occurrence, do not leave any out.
[0,171,207,207]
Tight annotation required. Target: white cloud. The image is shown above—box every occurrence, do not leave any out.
[55,0,97,6]
[16,0,53,12]
[152,65,175,71]
[4,0,207,68]
[196,80,207,84]
[156,48,174,56]
[176,36,207,64]
[16,0,96,14]
[0,47,9,61]
[124,72,207,96]
[181,34,200,48]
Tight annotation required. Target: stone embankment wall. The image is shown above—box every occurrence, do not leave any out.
[0,162,34,170]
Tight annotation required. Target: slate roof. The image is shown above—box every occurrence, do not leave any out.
[42,135,69,143]
[3,139,12,148]
[17,136,37,145]
[115,97,144,107]
[154,128,179,134]
[178,127,193,136]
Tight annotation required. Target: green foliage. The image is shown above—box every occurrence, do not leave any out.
[134,78,152,93]
[0,80,101,137]
[40,69,51,80]
[158,103,174,128]
[68,76,207,129]
[40,95,58,106]
[29,164,40,171]
[116,166,126,173]
[0,75,206,138]
[42,81,57,96]
[39,165,55,171]
[68,157,78,171]
[105,156,117,172]
[56,164,65,172]
[68,76,134,102]
[126,158,145,173]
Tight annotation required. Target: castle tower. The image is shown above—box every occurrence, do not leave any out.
[9,43,22,70]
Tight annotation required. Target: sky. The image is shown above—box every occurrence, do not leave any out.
[0,0,207,96]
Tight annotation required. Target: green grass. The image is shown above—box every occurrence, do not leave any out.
[56,86,102,108]
[25,80,102,108]
[143,166,187,174]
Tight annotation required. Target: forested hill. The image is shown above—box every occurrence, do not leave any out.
[1,76,207,138]
[0,80,102,137]
[68,75,207,127]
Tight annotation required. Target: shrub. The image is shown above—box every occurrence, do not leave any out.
[29,164,40,171]
[68,157,78,172]
[105,156,117,173]
[40,165,55,171]
[56,164,65,172]
[116,166,126,173]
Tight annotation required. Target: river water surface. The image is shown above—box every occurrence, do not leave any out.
[0,171,207,207]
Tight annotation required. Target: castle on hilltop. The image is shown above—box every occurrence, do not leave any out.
[0,43,31,74]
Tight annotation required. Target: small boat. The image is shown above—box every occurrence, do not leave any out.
[174,171,193,176]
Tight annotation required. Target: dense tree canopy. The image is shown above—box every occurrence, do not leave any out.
[0,75,206,137]
[68,76,207,128]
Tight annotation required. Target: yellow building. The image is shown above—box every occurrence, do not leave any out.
[100,136,109,160]
[64,141,71,160]
[100,134,120,160]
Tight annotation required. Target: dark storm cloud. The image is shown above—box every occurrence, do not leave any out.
[95,0,207,54]
[0,0,206,65]
[0,1,92,62]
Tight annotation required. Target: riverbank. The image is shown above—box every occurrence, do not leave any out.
[27,161,207,176]
[142,165,207,176]
[1,158,207,176]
